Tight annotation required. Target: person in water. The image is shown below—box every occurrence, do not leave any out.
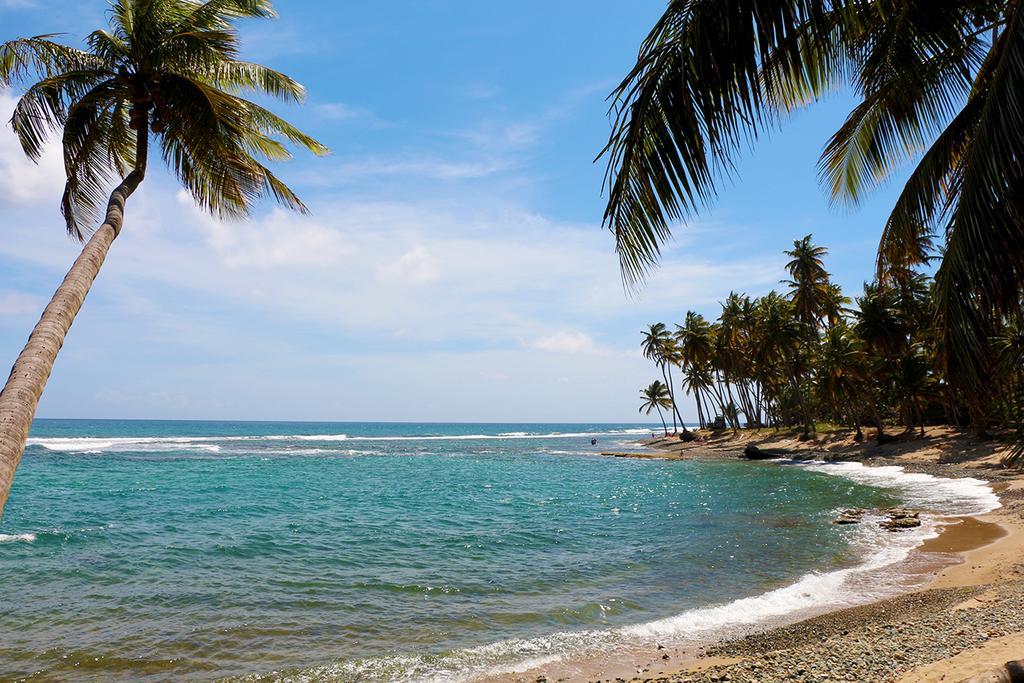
[591,438,597,445]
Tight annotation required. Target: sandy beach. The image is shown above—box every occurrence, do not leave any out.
[616,428,1024,683]
[503,428,1024,683]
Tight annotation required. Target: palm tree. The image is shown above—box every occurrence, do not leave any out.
[854,284,910,362]
[639,380,673,435]
[784,235,830,328]
[640,322,687,432]
[601,0,1023,411]
[817,322,868,439]
[680,361,717,430]
[892,349,935,437]
[0,0,328,516]
[821,283,852,328]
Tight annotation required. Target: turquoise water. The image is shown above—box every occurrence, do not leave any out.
[0,421,936,681]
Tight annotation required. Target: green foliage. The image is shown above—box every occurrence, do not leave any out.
[604,0,1024,410]
[639,235,1024,458]
[0,0,328,239]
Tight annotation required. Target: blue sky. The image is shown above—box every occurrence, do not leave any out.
[0,1,912,422]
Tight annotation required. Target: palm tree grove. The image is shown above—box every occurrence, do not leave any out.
[638,234,1024,460]
[612,1,1024,464]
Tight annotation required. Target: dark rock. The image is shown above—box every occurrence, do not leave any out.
[743,445,789,460]
[680,431,699,442]
[880,517,922,531]
[885,508,920,520]
[833,509,866,525]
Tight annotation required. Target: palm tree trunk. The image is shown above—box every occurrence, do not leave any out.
[700,390,713,428]
[664,363,688,432]
[660,364,677,433]
[656,405,668,435]
[0,124,147,518]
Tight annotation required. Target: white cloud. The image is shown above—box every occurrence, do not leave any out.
[304,156,512,186]
[529,331,605,355]
[0,290,41,316]
[182,194,350,269]
[479,370,508,381]
[0,94,66,206]
[378,245,440,285]
[313,102,364,121]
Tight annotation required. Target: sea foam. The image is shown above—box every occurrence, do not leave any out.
[786,459,1001,516]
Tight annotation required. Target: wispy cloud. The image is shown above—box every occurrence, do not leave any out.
[528,331,609,355]
[0,290,41,316]
[378,246,441,285]
[300,155,514,186]
[312,101,373,123]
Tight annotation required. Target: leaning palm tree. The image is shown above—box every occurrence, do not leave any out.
[639,380,673,436]
[0,0,328,516]
[601,0,1022,409]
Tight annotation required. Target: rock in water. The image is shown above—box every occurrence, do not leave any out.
[880,516,922,531]
[886,508,920,520]
[833,509,866,525]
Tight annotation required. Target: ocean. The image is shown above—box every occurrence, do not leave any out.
[0,420,1000,681]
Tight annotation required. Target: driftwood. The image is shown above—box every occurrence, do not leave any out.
[959,660,1024,683]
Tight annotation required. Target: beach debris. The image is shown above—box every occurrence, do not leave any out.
[880,508,922,531]
[832,509,866,525]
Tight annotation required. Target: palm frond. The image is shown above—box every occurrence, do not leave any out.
[10,69,114,159]
[60,78,132,238]
[210,60,306,101]
[0,36,103,85]
[175,0,276,33]
[935,2,1024,396]
[820,38,983,206]
[85,29,130,65]
[876,93,983,278]
[600,0,848,286]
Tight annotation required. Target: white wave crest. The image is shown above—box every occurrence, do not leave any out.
[786,459,1001,516]
[26,428,653,453]
[27,436,222,454]
[0,533,36,544]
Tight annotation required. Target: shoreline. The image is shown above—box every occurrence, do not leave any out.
[501,427,1024,683]
[618,428,1024,683]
